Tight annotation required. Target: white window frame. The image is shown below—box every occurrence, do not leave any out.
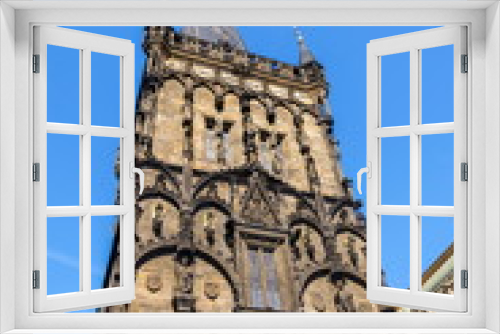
[365,26,467,312]
[32,26,136,313]
[0,1,499,333]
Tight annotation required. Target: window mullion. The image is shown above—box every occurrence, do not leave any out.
[409,47,420,293]
[82,48,92,294]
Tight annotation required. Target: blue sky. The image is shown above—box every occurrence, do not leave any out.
[46,26,455,311]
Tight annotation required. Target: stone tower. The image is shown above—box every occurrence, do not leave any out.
[101,26,391,313]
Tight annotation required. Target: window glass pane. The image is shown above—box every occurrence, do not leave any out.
[91,52,121,127]
[381,215,410,290]
[421,217,454,295]
[263,250,280,310]
[421,133,454,206]
[381,52,410,127]
[91,136,120,206]
[91,215,119,290]
[421,45,454,124]
[47,133,80,206]
[69,308,96,313]
[47,45,80,124]
[248,247,263,308]
[47,217,80,295]
[381,136,410,205]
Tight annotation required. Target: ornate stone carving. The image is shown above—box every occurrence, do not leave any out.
[204,211,216,246]
[311,292,326,312]
[204,278,221,300]
[102,26,414,314]
[347,235,359,270]
[146,272,163,293]
[152,204,165,239]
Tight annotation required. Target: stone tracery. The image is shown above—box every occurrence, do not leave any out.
[102,26,378,313]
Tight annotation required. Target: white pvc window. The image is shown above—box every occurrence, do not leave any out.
[33,26,137,312]
[364,26,467,312]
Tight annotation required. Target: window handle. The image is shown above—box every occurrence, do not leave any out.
[357,162,372,195]
[129,162,144,195]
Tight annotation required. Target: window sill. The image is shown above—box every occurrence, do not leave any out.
[4,329,498,334]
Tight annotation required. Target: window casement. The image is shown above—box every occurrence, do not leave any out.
[2,3,494,331]
[246,246,281,311]
[32,26,139,313]
[361,26,468,312]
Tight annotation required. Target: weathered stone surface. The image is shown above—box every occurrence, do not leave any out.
[102,26,448,314]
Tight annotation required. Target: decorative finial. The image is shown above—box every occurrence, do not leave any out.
[293,26,316,65]
[293,26,304,41]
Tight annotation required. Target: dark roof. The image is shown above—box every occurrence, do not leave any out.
[180,26,246,51]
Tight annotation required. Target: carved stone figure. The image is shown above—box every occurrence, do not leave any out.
[152,204,165,239]
[204,211,216,246]
[146,272,163,293]
[311,292,326,312]
[204,278,221,300]
[347,235,359,270]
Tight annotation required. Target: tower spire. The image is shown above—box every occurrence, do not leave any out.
[293,26,316,65]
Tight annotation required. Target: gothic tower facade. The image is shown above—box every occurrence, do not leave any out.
[102,26,393,313]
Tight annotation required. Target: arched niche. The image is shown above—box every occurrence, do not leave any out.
[339,276,376,312]
[154,79,185,164]
[335,232,367,277]
[302,274,336,312]
[193,205,233,255]
[131,252,177,312]
[290,221,326,266]
[193,257,235,312]
[136,197,180,243]
[302,274,375,313]
[331,206,357,226]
